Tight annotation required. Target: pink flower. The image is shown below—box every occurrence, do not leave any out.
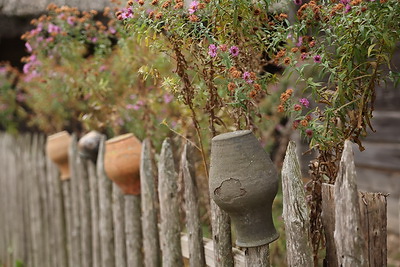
[25,42,32,53]
[188,1,199,14]
[109,27,116,34]
[208,44,218,57]
[163,94,174,103]
[296,36,303,47]
[344,4,352,13]
[229,46,239,57]
[242,71,253,83]
[91,37,98,43]
[299,98,310,108]
[313,55,322,63]
[305,129,313,137]
[301,53,308,61]
[126,104,135,110]
[67,16,75,26]
[48,23,61,33]
[294,0,302,5]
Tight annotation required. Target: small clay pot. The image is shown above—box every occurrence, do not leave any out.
[104,133,141,195]
[46,131,72,180]
[78,130,102,162]
[209,130,279,247]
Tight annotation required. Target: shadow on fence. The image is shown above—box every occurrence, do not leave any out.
[0,133,388,266]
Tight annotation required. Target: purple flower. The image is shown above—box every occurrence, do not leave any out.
[299,98,310,108]
[25,42,32,53]
[229,46,239,57]
[67,16,75,26]
[91,37,98,43]
[242,71,253,83]
[305,129,313,137]
[296,36,303,47]
[109,27,116,34]
[23,63,31,74]
[301,53,308,61]
[48,23,61,34]
[313,55,322,63]
[340,0,350,4]
[121,7,134,20]
[99,65,107,72]
[294,0,302,5]
[0,67,6,75]
[188,1,199,14]
[126,104,135,110]
[163,94,174,103]
[344,4,352,13]
[208,44,218,57]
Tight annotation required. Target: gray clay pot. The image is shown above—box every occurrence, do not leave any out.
[209,130,279,247]
[78,130,102,162]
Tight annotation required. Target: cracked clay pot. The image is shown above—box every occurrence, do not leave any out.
[209,130,279,247]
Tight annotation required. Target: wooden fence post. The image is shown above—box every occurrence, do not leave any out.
[112,184,127,267]
[281,141,313,266]
[140,138,161,267]
[334,140,367,266]
[97,135,116,267]
[125,194,143,267]
[158,138,184,267]
[88,160,101,267]
[181,142,206,267]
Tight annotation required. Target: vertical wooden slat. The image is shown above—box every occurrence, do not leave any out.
[243,246,270,267]
[78,157,93,267]
[88,159,101,267]
[281,141,313,266]
[62,179,73,267]
[210,201,233,267]
[140,138,160,267]
[181,142,205,267]
[158,138,183,267]
[125,194,143,267]
[97,135,115,267]
[334,140,366,266]
[0,135,4,264]
[112,184,127,267]
[321,184,338,267]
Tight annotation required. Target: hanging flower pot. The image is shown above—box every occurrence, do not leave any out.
[46,131,72,180]
[209,130,279,247]
[78,130,102,162]
[104,133,142,195]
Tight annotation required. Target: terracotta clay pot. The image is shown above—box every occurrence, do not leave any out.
[78,130,102,162]
[104,133,142,195]
[209,130,279,247]
[46,131,72,180]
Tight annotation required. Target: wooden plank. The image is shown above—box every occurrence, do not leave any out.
[281,141,313,267]
[0,135,5,264]
[140,138,161,267]
[210,200,234,267]
[88,160,101,267]
[158,138,183,267]
[353,142,400,171]
[181,234,245,267]
[243,246,270,267]
[359,192,387,266]
[112,184,127,267]
[355,166,400,198]
[365,111,400,143]
[181,142,205,267]
[62,180,73,267]
[321,184,338,267]
[78,157,93,267]
[97,135,115,267]
[125,195,143,267]
[334,140,367,266]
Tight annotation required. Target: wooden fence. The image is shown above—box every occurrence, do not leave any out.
[0,133,388,266]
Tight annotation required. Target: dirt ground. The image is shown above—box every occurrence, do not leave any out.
[388,232,400,267]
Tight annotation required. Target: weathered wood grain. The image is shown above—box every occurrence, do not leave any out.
[112,184,127,267]
[125,195,143,267]
[88,159,101,267]
[69,135,82,267]
[62,180,73,267]
[353,142,400,171]
[140,138,161,267]
[281,141,313,267]
[158,138,183,267]
[365,111,400,143]
[243,245,270,267]
[181,142,205,267]
[334,140,367,266]
[97,135,115,267]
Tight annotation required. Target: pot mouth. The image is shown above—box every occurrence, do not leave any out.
[212,130,252,142]
[47,130,71,140]
[106,133,134,144]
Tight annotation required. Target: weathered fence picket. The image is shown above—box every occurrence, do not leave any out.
[0,133,390,267]
[181,142,206,267]
[140,138,161,267]
[97,135,116,267]
[158,138,184,267]
[281,141,313,266]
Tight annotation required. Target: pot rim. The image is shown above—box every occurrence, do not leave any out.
[106,133,134,144]
[212,130,252,142]
[47,130,71,140]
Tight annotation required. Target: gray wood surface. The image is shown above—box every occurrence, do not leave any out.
[97,135,115,267]
[112,184,127,267]
[158,138,183,267]
[181,142,206,267]
[125,195,144,267]
[353,142,400,171]
[281,141,313,267]
[140,139,161,267]
[244,245,270,267]
[321,184,338,267]
[62,180,73,267]
[88,160,101,267]
[334,140,367,266]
